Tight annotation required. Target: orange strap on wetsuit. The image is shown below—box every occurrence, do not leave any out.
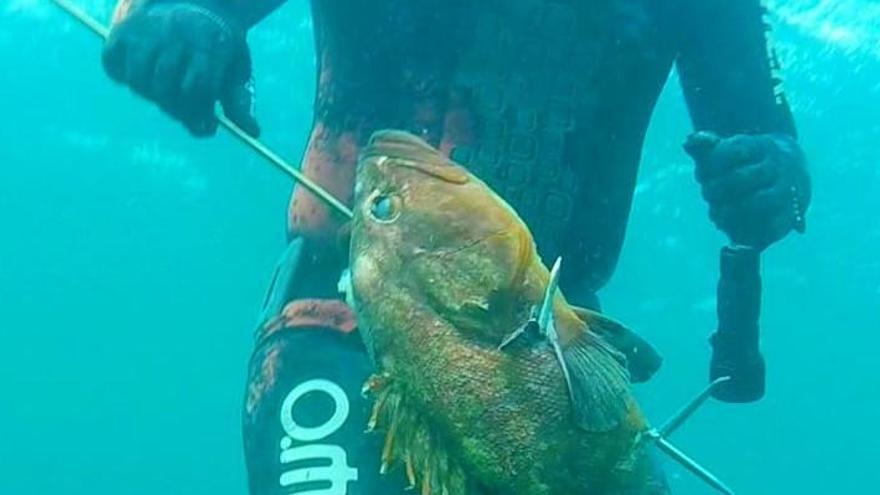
[287,124,361,246]
[263,299,358,339]
[111,0,145,25]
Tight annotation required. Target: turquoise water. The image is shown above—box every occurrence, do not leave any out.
[1,1,877,493]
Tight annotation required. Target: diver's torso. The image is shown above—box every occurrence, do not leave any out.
[309,0,677,298]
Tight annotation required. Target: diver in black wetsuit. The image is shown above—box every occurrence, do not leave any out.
[101,1,811,493]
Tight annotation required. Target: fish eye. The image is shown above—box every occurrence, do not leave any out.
[369,193,400,223]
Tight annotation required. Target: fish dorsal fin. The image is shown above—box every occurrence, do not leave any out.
[572,307,664,383]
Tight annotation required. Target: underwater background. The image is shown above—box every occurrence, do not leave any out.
[0,1,877,493]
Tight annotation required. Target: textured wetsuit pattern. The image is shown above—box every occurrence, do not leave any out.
[290,1,643,302]
[236,2,798,494]
[446,2,591,268]
[288,2,464,246]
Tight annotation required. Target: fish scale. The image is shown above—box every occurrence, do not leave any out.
[350,130,663,494]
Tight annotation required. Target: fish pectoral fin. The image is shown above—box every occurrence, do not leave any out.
[573,306,664,384]
[562,332,632,432]
[337,268,354,306]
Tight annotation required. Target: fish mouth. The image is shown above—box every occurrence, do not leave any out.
[360,130,470,185]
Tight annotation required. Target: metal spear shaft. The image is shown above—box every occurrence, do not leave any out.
[48,0,354,220]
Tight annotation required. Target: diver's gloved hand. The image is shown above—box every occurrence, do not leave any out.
[102,1,260,137]
[684,132,811,250]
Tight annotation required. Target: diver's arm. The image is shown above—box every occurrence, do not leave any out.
[673,0,810,250]
[111,0,288,28]
[101,0,292,137]
[205,0,288,28]
[672,1,811,403]
[674,0,795,138]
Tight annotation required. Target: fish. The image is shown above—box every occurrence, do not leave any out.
[347,130,668,495]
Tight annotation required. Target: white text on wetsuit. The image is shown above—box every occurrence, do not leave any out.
[279,379,358,494]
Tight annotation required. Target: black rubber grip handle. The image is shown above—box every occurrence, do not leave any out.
[710,245,766,402]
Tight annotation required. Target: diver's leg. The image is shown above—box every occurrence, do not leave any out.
[242,119,410,493]
[243,324,410,494]
[243,239,409,495]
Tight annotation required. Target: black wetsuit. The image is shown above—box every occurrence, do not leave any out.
[103,1,798,493]
[234,2,797,494]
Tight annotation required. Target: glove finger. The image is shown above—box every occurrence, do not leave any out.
[713,188,788,243]
[166,79,217,137]
[738,187,789,218]
[765,214,796,248]
[169,51,221,137]
[176,93,219,137]
[696,134,768,183]
[125,43,161,99]
[152,42,190,110]
[221,82,261,138]
[701,160,779,204]
[180,50,223,104]
[683,131,721,162]
[179,103,219,136]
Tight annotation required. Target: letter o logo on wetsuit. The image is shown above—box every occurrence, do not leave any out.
[280,378,350,442]
[278,379,358,493]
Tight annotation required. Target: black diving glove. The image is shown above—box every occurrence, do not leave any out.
[102,0,260,137]
[685,132,810,402]
[685,132,811,250]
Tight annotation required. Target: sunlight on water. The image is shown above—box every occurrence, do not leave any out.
[769,0,880,59]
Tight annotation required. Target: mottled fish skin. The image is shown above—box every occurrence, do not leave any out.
[349,130,667,495]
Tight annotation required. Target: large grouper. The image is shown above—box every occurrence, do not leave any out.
[346,130,669,495]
